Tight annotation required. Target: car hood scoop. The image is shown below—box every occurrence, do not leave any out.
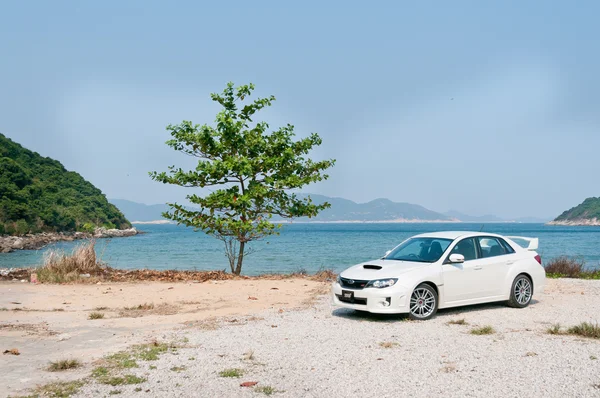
[341,259,425,280]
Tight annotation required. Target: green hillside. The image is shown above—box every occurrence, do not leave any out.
[0,133,131,235]
[554,197,600,222]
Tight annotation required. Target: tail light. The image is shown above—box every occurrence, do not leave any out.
[534,254,542,265]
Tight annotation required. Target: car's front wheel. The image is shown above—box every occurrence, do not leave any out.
[409,283,438,320]
[507,274,533,308]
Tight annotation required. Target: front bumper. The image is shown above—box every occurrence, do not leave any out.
[331,282,409,314]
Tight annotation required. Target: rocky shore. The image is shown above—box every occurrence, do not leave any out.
[547,218,600,226]
[0,227,139,253]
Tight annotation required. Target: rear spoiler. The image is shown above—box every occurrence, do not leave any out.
[506,236,539,251]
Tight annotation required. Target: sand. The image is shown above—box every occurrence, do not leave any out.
[0,278,327,397]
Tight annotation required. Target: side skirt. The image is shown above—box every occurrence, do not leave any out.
[439,295,509,309]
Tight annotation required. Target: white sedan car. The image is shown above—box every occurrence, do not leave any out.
[332,231,545,320]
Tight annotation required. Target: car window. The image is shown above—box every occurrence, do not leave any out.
[478,237,508,258]
[449,238,478,261]
[386,238,452,263]
[499,238,515,254]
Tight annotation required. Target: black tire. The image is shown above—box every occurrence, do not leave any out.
[507,274,533,308]
[409,283,438,320]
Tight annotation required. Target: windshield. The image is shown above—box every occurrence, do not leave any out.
[385,237,453,263]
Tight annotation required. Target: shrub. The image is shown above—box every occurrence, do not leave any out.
[102,222,117,230]
[545,256,584,277]
[37,240,103,283]
[4,223,16,235]
[80,222,96,233]
[14,219,30,236]
[545,256,600,279]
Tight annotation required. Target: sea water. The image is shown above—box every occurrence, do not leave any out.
[1,223,599,275]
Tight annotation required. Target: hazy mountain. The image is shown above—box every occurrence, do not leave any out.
[111,195,550,223]
[297,195,452,221]
[444,210,551,223]
[109,199,170,222]
[444,210,504,223]
[111,195,453,223]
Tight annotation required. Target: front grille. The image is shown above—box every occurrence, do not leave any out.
[340,277,369,290]
[336,294,367,305]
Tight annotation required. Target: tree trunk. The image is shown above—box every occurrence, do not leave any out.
[234,241,245,275]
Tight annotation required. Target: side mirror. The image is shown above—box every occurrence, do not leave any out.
[384,250,391,257]
[449,254,465,264]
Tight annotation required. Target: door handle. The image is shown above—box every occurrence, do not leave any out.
[473,266,482,270]
[506,261,515,265]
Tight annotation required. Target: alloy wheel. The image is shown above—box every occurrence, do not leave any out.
[410,287,436,318]
[514,277,532,305]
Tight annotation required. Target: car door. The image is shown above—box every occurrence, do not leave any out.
[441,238,483,304]
[474,237,516,298]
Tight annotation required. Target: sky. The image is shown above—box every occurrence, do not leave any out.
[1,0,599,219]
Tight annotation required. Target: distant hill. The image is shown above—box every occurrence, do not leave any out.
[0,133,131,235]
[294,195,453,221]
[549,197,600,226]
[444,210,504,223]
[112,195,552,224]
[109,199,170,222]
[113,195,455,223]
[444,210,550,224]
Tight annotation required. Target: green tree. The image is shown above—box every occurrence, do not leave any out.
[150,82,335,274]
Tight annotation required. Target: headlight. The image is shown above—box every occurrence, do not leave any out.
[336,275,341,284]
[366,278,398,289]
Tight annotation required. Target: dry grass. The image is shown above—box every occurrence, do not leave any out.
[30,380,84,397]
[379,342,399,348]
[567,322,600,339]
[242,350,255,361]
[88,312,105,320]
[118,303,179,318]
[547,323,562,335]
[547,322,600,339]
[470,325,495,335]
[170,366,186,372]
[447,318,468,325]
[255,385,281,395]
[219,368,244,378]
[37,240,104,283]
[440,363,457,373]
[545,256,600,279]
[47,359,82,372]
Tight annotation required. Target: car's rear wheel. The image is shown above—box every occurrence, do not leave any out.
[409,283,438,320]
[507,274,533,308]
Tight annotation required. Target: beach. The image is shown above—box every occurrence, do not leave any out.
[2,278,600,397]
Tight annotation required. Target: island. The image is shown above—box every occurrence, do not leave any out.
[548,197,600,226]
[0,133,136,252]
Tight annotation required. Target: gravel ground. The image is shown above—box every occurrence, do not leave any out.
[74,279,600,398]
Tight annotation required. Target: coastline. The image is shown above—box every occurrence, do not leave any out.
[0,227,139,254]
[547,218,600,226]
[131,220,172,225]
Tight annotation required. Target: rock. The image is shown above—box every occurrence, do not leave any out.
[80,273,91,278]
[0,227,138,253]
[93,227,138,238]
[11,238,25,250]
